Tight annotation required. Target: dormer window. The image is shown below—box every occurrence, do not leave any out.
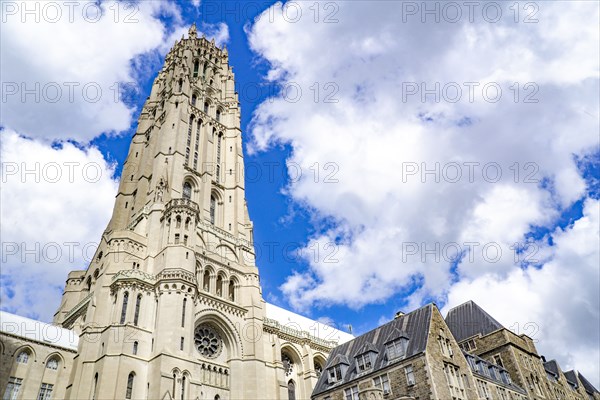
[467,356,477,371]
[477,361,488,376]
[356,353,374,373]
[500,370,511,384]
[327,365,343,384]
[386,337,408,360]
[355,343,379,373]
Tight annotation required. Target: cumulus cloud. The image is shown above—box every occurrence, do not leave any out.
[0,1,231,322]
[445,198,600,385]
[247,0,599,384]
[0,130,119,320]
[0,0,228,143]
[0,1,184,141]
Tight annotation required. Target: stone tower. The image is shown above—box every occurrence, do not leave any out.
[51,25,352,400]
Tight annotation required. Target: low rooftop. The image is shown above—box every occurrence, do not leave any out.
[0,311,79,351]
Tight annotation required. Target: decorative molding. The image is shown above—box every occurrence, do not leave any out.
[263,318,339,351]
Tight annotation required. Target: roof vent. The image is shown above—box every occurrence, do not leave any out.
[394,311,405,319]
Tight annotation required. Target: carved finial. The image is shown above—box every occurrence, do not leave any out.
[189,23,197,38]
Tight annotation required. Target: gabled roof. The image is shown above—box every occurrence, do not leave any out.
[543,359,560,377]
[563,370,578,387]
[357,342,379,354]
[384,328,409,344]
[578,371,600,394]
[313,303,433,396]
[329,354,350,366]
[445,300,504,342]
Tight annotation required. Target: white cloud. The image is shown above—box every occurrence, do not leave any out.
[247,0,599,385]
[0,130,119,320]
[445,198,600,386]
[0,1,231,322]
[0,1,233,143]
[0,1,185,142]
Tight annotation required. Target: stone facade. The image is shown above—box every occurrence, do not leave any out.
[311,302,598,400]
[1,25,352,400]
[447,301,600,400]
[0,312,78,400]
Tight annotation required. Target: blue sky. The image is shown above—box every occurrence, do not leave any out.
[1,0,599,384]
[84,0,391,335]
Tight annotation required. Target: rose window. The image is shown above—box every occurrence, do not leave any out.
[194,325,222,358]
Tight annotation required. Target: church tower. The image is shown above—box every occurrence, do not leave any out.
[51,25,351,400]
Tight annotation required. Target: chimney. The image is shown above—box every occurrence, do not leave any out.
[394,311,405,319]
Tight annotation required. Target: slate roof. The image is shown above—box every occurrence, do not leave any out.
[464,351,527,394]
[544,361,599,394]
[543,359,560,377]
[0,311,79,351]
[578,371,600,394]
[563,370,579,388]
[445,300,504,342]
[312,303,433,396]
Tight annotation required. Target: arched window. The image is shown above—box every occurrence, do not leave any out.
[181,298,187,327]
[288,380,296,400]
[203,270,210,291]
[92,373,98,400]
[214,396,220,400]
[46,358,59,370]
[86,276,92,291]
[216,109,221,122]
[314,361,323,377]
[181,376,186,400]
[120,292,129,324]
[172,373,176,398]
[176,216,182,229]
[133,294,142,326]
[183,182,192,200]
[191,94,197,106]
[178,79,183,92]
[133,341,138,355]
[193,60,199,77]
[215,134,222,183]
[204,102,209,114]
[16,351,29,364]
[185,217,191,230]
[210,196,216,225]
[216,275,223,297]
[228,280,235,302]
[125,372,135,399]
[186,116,194,164]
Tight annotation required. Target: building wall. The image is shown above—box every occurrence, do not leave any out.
[0,334,76,400]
